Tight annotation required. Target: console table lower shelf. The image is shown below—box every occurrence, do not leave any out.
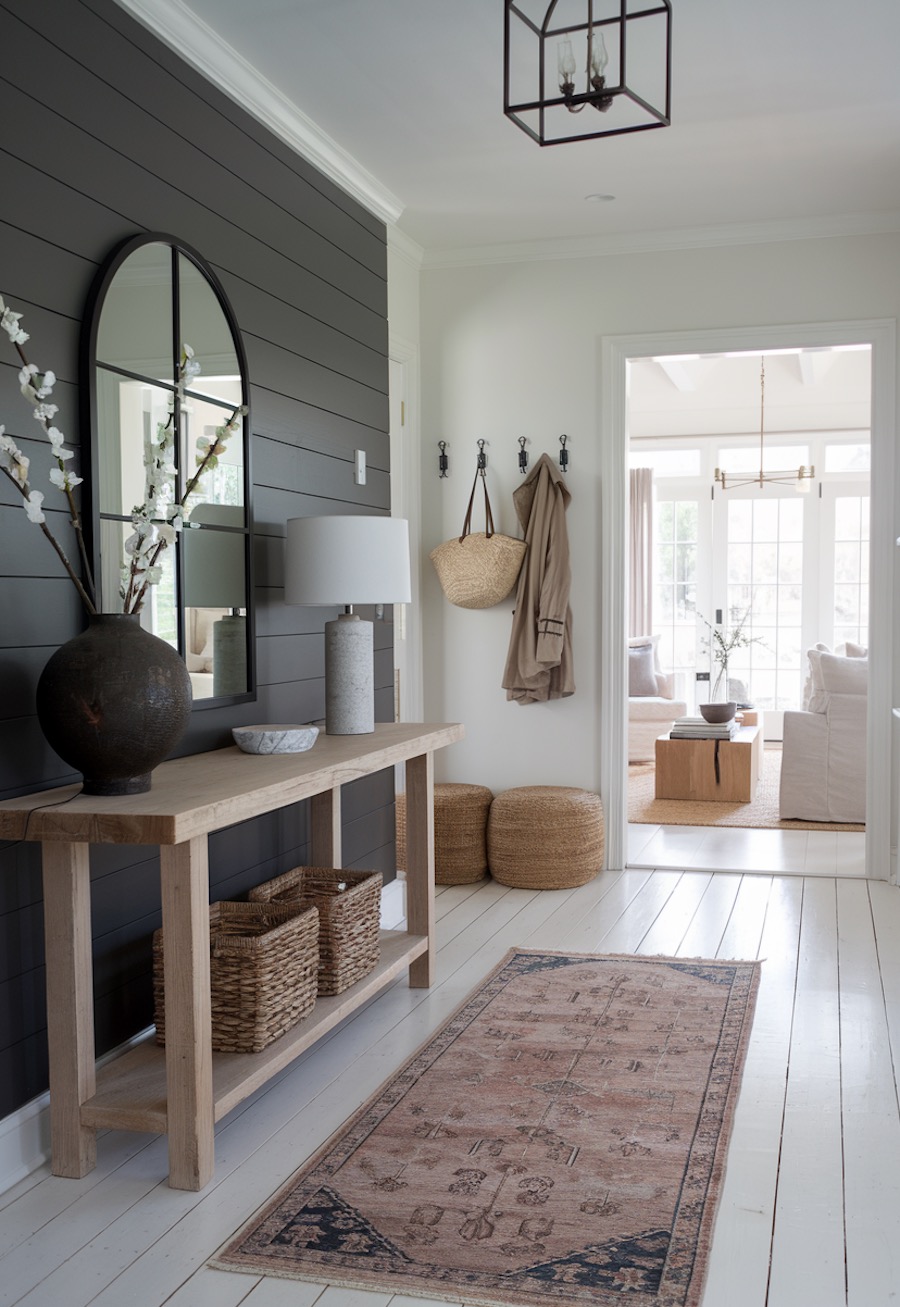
[85,930,427,1133]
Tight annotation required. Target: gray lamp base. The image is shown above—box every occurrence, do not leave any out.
[212,614,247,697]
[325,612,374,734]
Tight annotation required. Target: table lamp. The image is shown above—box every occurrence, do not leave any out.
[183,503,247,697]
[284,515,411,734]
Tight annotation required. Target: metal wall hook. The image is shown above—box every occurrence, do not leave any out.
[438,440,449,478]
[476,439,487,472]
[559,433,570,473]
[518,436,529,474]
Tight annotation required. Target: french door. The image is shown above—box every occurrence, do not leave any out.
[652,482,869,739]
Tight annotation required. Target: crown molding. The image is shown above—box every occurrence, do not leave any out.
[114,0,404,227]
[421,209,900,270]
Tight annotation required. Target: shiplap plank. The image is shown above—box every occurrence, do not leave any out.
[0,12,386,305]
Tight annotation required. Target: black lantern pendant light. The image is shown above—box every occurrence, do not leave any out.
[504,0,672,146]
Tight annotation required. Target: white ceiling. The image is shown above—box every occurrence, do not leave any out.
[628,348,872,441]
[122,0,900,260]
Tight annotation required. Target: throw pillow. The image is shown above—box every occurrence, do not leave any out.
[628,634,661,667]
[804,643,830,712]
[628,642,659,696]
[844,640,868,658]
[819,651,868,697]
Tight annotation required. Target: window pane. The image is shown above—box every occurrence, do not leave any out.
[727,499,752,541]
[779,498,804,541]
[752,500,779,542]
[718,445,809,475]
[778,542,803,584]
[824,443,871,473]
[630,449,701,476]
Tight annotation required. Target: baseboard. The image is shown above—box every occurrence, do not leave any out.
[1,882,408,1197]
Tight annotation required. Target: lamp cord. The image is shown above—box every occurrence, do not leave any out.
[4,786,85,852]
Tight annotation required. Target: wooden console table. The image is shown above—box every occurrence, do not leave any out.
[0,722,463,1191]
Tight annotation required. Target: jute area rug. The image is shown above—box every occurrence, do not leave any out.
[629,748,864,832]
[213,948,761,1307]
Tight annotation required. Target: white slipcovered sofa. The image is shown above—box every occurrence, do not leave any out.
[779,647,867,823]
[628,636,688,763]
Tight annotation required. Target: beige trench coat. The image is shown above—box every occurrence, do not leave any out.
[501,453,575,704]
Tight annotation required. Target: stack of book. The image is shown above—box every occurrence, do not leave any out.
[669,716,740,740]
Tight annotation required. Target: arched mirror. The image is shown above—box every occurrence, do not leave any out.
[82,234,253,703]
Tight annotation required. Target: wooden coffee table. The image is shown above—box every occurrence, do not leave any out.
[655,724,762,802]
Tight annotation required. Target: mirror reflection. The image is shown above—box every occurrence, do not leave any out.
[89,236,251,701]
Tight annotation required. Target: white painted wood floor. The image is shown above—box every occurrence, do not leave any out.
[2,846,898,1307]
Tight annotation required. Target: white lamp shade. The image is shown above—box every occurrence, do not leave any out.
[285,516,411,606]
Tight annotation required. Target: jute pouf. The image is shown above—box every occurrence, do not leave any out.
[396,783,493,885]
[487,786,604,889]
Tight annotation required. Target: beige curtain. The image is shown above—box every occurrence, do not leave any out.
[629,468,653,638]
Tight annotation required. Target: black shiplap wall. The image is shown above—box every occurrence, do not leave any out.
[0,0,396,1119]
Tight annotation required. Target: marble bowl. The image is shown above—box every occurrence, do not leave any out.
[232,724,319,755]
[699,701,737,724]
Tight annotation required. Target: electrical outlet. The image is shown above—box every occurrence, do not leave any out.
[354,448,366,485]
[696,671,710,682]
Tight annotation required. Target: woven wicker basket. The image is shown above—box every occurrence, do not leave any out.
[249,867,382,996]
[153,900,319,1054]
[396,783,493,884]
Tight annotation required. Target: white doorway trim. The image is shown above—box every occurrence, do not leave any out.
[389,336,424,723]
[600,319,896,880]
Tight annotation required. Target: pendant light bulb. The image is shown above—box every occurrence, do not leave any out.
[590,30,609,76]
[558,37,576,81]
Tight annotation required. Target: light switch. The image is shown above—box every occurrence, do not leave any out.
[354,448,367,485]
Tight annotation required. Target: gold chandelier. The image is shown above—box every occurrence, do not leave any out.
[714,357,816,492]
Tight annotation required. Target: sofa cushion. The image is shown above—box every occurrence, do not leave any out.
[819,650,868,697]
[628,642,659,696]
[843,640,868,658]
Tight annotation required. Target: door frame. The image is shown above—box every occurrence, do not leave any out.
[599,319,896,880]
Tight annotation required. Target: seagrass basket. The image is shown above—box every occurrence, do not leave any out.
[487,786,604,890]
[396,783,493,884]
[153,899,319,1054]
[249,867,382,996]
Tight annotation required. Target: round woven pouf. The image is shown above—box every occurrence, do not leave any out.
[396,783,494,885]
[487,786,604,889]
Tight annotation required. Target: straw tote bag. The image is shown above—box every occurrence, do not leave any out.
[430,469,527,609]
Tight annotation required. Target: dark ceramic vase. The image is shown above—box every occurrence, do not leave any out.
[35,613,193,795]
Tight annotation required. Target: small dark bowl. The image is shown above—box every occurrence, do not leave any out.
[699,701,737,724]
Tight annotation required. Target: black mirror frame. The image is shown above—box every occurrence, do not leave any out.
[80,232,255,709]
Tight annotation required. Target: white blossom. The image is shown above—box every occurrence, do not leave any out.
[0,300,29,346]
[10,451,30,486]
[23,491,45,523]
[49,467,83,491]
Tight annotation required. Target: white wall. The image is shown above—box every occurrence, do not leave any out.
[417,233,900,810]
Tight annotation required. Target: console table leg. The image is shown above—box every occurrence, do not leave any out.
[405,751,435,988]
[42,841,97,1177]
[160,837,214,1191]
[310,787,341,866]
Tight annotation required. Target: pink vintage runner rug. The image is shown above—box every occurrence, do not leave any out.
[213,949,761,1307]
